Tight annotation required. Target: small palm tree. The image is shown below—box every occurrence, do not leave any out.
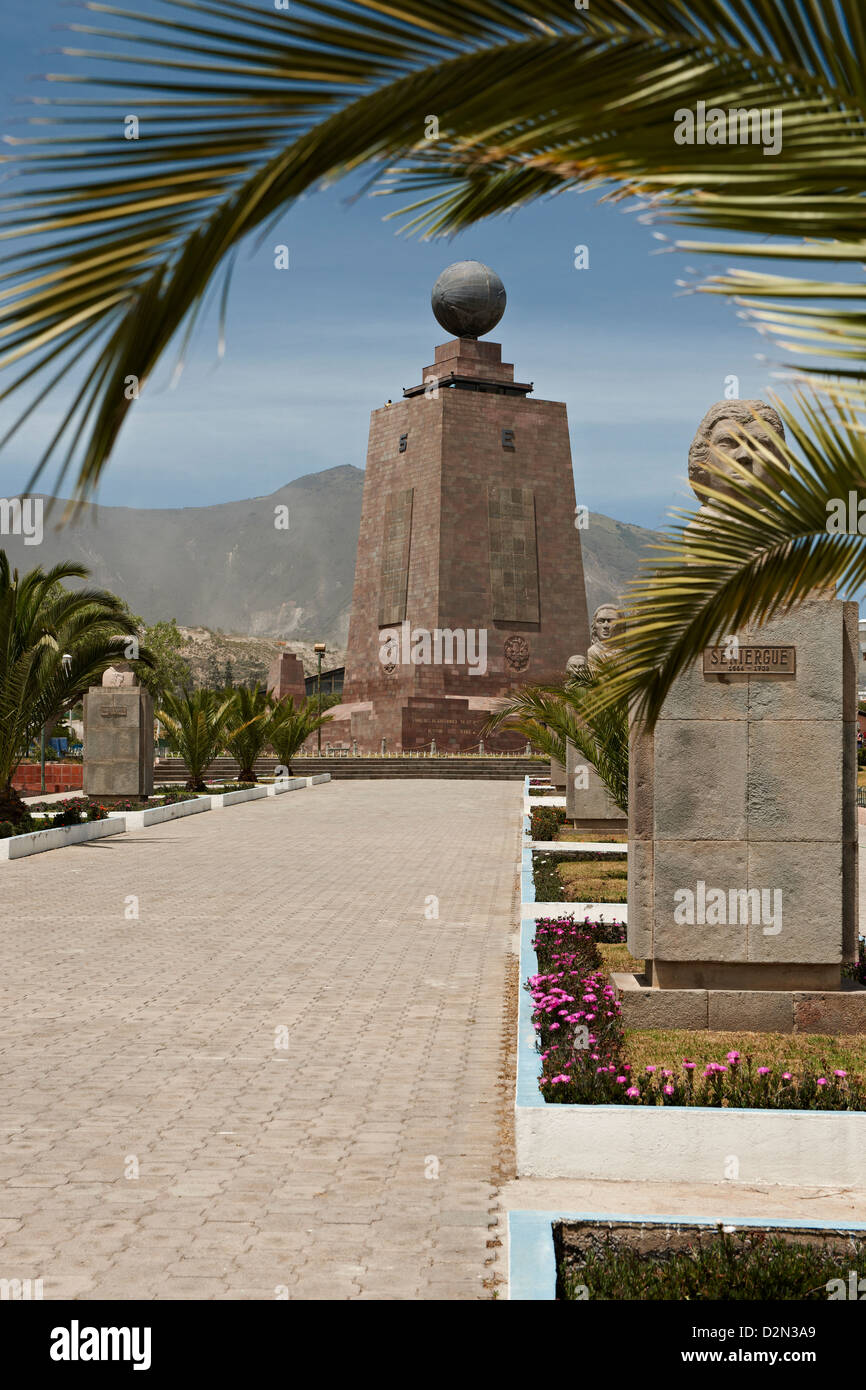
[0,553,153,824]
[224,683,272,783]
[486,663,628,812]
[156,689,235,792]
[268,697,333,776]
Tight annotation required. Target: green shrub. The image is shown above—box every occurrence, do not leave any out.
[0,821,15,838]
[530,805,566,841]
[558,1226,866,1300]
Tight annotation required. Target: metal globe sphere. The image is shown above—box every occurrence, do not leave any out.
[431,261,506,339]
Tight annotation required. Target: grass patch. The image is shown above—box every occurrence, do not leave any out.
[600,942,644,975]
[555,827,628,843]
[533,850,627,904]
[625,1028,866,1077]
[558,856,627,903]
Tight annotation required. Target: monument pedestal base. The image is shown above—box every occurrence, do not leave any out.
[317,694,525,754]
[612,971,866,1034]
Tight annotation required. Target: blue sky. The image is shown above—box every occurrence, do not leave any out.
[0,3,816,530]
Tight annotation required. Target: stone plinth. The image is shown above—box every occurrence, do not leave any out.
[626,599,862,1031]
[267,651,307,703]
[566,739,627,830]
[339,325,590,752]
[84,684,154,799]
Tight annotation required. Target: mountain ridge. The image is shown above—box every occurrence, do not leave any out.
[0,466,662,645]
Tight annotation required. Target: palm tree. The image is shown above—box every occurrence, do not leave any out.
[0,553,153,823]
[155,688,235,791]
[1,2,864,714]
[486,663,628,812]
[268,697,332,776]
[224,683,271,783]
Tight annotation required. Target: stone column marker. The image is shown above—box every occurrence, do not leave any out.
[616,401,863,1033]
[83,663,153,801]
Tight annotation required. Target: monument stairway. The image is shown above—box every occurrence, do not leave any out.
[153,755,544,783]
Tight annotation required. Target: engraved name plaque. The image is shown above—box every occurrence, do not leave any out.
[703,644,796,677]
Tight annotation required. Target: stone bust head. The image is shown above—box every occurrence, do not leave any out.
[591,604,618,648]
[101,662,138,688]
[688,399,786,506]
[587,603,619,667]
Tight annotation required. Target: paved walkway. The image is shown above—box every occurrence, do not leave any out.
[0,780,520,1299]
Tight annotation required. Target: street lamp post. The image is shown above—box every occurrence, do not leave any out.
[314,643,326,755]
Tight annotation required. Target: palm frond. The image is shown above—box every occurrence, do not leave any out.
[0,0,864,497]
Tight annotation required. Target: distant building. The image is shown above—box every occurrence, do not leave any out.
[305,666,344,698]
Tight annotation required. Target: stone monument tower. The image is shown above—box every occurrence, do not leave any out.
[332,261,591,752]
[616,401,864,1032]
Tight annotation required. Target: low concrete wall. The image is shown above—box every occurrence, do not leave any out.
[266,779,307,797]
[0,817,123,861]
[210,786,269,810]
[109,797,212,831]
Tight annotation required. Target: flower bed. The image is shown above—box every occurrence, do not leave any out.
[0,798,109,838]
[530,917,866,1111]
[0,817,124,860]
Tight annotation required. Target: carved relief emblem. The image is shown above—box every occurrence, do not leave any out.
[504,636,530,671]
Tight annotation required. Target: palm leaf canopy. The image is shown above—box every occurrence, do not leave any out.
[0,0,862,501]
[1,0,865,720]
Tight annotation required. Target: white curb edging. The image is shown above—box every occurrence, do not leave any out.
[0,817,124,860]
[266,778,307,796]
[210,786,269,810]
[110,796,212,830]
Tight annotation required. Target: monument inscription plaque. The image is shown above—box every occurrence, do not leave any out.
[702,644,796,677]
[379,487,414,627]
[488,484,540,623]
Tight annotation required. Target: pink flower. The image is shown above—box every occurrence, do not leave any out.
[726,1051,741,1063]
[626,1087,640,1098]
[757,1067,770,1076]
[834,1069,847,1078]
[664,1085,674,1096]
[817,1078,827,1086]
[645,1065,656,1074]
[682,1060,695,1071]
[616,1075,628,1084]
[781,1072,792,1081]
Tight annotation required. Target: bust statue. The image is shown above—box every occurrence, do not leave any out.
[566,602,619,677]
[688,399,786,520]
[102,662,138,688]
[587,603,619,666]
